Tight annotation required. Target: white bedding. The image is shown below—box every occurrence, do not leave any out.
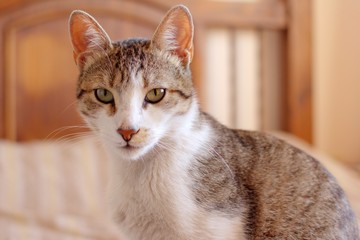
[0,138,121,240]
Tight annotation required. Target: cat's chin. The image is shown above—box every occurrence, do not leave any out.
[112,143,153,161]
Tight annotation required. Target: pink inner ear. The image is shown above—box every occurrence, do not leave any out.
[69,11,111,67]
[168,9,193,56]
[152,6,194,66]
[70,16,92,58]
[172,19,193,63]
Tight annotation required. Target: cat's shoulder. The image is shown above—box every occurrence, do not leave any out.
[200,111,319,167]
[200,111,286,148]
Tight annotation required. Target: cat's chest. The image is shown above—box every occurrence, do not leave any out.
[108,151,197,239]
[109,152,246,240]
[107,129,245,239]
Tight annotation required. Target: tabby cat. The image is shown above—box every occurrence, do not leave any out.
[69,5,359,240]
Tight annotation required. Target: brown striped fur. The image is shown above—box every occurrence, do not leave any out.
[69,5,359,240]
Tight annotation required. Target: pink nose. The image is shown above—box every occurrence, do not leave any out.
[117,128,139,142]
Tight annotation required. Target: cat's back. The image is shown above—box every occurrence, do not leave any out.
[202,113,359,239]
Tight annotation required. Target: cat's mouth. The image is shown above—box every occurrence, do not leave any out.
[120,143,142,151]
[126,143,136,148]
[115,142,150,160]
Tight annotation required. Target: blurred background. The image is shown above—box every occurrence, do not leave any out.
[0,0,359,165]
[0,0,359,238]
[314,0,360,166]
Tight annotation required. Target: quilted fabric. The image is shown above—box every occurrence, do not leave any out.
[0,137,121,240]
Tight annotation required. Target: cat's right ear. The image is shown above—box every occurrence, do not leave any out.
[69,10,112,69]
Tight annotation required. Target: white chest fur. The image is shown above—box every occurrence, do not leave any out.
[106,121,245,240]
[107,146,195,239]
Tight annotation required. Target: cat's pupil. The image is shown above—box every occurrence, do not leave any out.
[145,88,166,104]
[95,88,114,104]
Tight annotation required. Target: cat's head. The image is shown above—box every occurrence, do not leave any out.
[69,5,198,160]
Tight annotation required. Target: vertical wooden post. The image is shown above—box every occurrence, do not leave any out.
[285,0,313,143]
[191,20,206,106]
[260,30,285,131]
[0,32,3,138]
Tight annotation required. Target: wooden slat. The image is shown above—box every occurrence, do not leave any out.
[0,0,37,14]
[260,30,285,131]
[140,0,287,29]
[191,22,206,105]
[203,29,233,127]
[234,30,261,130]
[0,1,163,28]
[0,36,3,138]
[1,0,287,30]
[285,0,313,143]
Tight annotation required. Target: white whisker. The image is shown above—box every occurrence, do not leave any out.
[60,100,78,116]
[44,125,90,141]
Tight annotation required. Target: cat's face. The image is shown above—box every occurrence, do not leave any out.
[69,6,195,160]
[77,40,195,160]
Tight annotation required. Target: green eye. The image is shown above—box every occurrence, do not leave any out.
[94,88,114,104]
[145,88,166,104]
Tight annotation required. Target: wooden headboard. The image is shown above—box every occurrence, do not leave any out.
[0,0,312,143]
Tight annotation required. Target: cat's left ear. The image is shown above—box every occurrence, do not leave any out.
[69,10,112,69]
[151,5,194,67]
